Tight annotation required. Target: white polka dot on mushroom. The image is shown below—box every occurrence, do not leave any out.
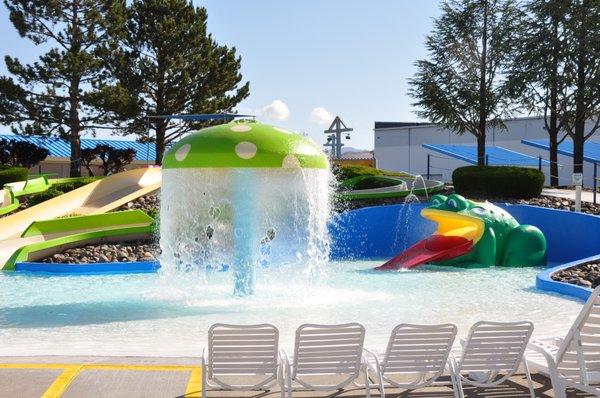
[175,143,191,161]
[274,127,295,135]
[230,125,252,132]
[235,141,257,159]
[282,154,301,168]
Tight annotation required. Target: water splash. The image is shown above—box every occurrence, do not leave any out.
[159,168,331,296]
[391,175,429,252]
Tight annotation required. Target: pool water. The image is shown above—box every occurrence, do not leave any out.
[0,261,583,356]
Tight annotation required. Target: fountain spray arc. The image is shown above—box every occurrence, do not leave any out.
[160,120,330,296]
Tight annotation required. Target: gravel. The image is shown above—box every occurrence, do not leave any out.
[552,262,600,289]
[40,240,160,264]
[118,193,159,214]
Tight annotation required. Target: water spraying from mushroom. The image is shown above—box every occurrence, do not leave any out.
[159,120,330,296]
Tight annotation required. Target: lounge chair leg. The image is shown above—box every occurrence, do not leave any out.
[522,359,536,398]
[449,372,458,398]
[201,366,207,398]
[364,365,371,398]
[455,376,465,398]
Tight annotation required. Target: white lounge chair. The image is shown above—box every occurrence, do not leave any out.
[202,323,284,398]
[282,323,369,398]
[527,285,600,398]
[363,323,457,397]
[449,320,536,398]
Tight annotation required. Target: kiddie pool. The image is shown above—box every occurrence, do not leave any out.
[0,203,596,357]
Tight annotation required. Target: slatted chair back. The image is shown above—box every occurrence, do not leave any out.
[207,323,279,389]
[381,323,457,387]
[556,286,600,384]
[292,323,365,388]
[457,321,533,383]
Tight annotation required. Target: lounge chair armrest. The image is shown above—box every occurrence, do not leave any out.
[362,348,382,376]
[527,341,557,367]
[446,352,459,373]
[362,348,379,360]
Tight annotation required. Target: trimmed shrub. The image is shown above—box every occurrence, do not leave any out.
[28,188,63,206]
[334,165,412,181]
[52,177,98,193]
[452,166,544,199]
[0,166,28,187]
[340,175,401,190]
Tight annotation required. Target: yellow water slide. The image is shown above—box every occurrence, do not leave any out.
[0,167,162,241]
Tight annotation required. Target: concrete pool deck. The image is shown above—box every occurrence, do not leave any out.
[0,356,589,398]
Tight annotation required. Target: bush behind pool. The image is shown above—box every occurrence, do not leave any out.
[453,166,544,199]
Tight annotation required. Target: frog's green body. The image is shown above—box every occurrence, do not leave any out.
[423,194,547,268]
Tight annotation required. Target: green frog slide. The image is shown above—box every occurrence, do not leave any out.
[375,194,547,270]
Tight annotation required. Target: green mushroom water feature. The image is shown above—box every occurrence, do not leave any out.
[160,120,330,296]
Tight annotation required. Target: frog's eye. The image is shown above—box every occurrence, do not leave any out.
[447,198,459,209]
[430,194,447,206]
[446,194,468,211]
[473,207,486,215]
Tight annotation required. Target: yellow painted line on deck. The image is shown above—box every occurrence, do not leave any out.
[0,363,202,397]
[184,367,202,397]
[40,365,84,398]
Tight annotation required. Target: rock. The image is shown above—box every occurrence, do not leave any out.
[40,239,160,264]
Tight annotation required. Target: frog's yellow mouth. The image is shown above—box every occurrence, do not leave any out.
[420,208,485,244]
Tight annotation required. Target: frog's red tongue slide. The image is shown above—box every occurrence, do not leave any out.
[374,235,472,271]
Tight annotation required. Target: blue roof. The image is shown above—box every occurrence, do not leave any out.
[423,144,550,167]
[522,139,600,163]
[0,134,155,162]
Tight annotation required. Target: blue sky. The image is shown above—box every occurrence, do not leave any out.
[0,1,442,150]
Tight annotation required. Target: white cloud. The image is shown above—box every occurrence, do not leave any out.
[258,99,290,121]
[309,107,334,125]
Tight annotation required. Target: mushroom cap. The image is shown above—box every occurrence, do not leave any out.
[162,120,328,169]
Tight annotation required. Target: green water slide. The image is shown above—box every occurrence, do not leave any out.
[5,176,52,197]
[0,188,19,216]
[0,210,154,270]
[339,175,444,200]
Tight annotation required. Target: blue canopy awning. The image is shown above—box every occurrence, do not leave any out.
[422,144,550,167]
[521,139,600,163]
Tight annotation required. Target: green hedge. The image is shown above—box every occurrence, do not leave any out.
[340,175,401,190]
[52,177,97,193]
[334,165,412,181]
[453,166,544,199]
[27,188,63,206]
[0,166,28,187]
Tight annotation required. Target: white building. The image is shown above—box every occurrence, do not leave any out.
[374,116,600,187]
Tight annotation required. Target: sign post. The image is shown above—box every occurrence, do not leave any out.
[573,173,583,212]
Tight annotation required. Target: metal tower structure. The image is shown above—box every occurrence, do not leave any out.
[323,116,353,159]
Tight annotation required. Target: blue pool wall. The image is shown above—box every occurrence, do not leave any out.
[15,202,600,302]
[330,203,600,265]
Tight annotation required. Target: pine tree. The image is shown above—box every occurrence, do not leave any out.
[109,0,249,164]
[409,0,521,165]
[0,0,129,177]
[508,0,570,186]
